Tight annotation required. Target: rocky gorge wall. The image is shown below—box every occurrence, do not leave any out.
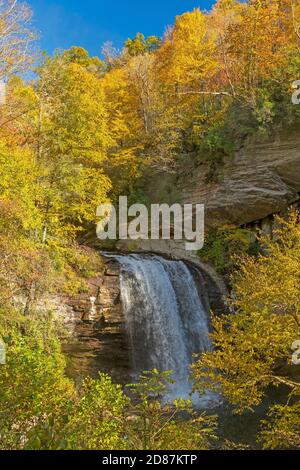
[178,128,300,227]
[41,259,130,384]
[145,127,300,229]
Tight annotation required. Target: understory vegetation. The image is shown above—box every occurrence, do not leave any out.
[1,0,300,450]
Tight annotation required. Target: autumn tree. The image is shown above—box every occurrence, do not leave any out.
[125,33,161,57]
[0,0,36,80]
[157,9,217,92]
[35,48,112,241]
[210,0,299,104]
[0,320,74,449]
[125,370,217,450]
[100,3,300,173]
[192,211,300,449]
[0,76,38,146]
[0,46,114,311]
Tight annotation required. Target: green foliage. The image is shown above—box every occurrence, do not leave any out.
[0,348,217,450]
[201,226,258,274]
[250,55,300,133]
[127,188,151,208]
[0,319,126,450]
[0,319,74,450]
[57,374,129,450]
[260,401,300,449]
[126,369,217,450]
[125,33,161,57]
[0,302,127,450]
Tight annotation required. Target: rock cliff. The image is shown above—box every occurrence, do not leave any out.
[41,261,130,384]
[178,129,300,227]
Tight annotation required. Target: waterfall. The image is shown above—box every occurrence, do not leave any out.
[105,253,218,407]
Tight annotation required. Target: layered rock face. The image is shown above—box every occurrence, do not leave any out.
[178,129,300,227]
[47,260,130,384]
[53,261,123,326]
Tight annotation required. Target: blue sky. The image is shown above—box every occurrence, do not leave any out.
[28,1,214,57]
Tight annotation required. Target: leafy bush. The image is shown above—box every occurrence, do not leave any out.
[200,226,258,274]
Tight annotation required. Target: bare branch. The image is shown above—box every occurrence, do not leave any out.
[0,0,37,80]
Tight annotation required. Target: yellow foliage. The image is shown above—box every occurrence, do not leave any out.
[157,9,217,88]
[193,211,300,417]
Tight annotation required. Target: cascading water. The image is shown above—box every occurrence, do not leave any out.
[105,253,218,408]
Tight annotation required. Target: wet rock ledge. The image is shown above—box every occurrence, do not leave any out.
[49,257,131,385]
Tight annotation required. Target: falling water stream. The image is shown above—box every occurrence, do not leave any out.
[106,253,219,407]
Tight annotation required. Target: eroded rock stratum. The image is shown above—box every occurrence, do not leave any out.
[178,129,300,227]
